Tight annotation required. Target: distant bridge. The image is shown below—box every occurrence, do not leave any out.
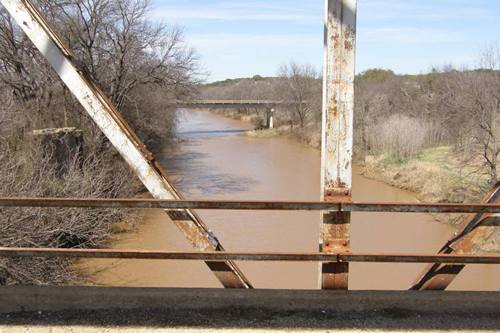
[173,100,302,109]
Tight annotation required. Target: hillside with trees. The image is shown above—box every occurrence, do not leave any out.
[199,49,500,208]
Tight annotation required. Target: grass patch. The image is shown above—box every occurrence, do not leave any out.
[363,146,489,204]
[246,129,281,138]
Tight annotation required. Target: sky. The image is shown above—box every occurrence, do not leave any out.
[151,0,500,82]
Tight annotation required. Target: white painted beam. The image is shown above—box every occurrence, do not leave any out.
[320,0,357,290]
[321,0,357,198]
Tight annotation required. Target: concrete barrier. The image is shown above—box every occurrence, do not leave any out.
[1,287,499,330]
[1,287,499,314]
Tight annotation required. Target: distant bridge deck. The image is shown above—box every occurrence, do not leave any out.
[173,100,301,108]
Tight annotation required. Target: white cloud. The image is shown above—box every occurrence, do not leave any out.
[150,0,496,80]
[190,33,320,50]
[359,0,489,21]
[153,9,317,22]
[360,27,464,44]
[188,33,323,81]
[152,1,320,23]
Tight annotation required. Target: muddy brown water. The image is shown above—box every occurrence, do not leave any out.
[82,109,500,290]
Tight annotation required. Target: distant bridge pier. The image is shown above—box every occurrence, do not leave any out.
[176,101,285,130]
[269,108,274,129]
[266,108,275,129]
[320,0,357,290]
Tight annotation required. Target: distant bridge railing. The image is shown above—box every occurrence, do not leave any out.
[172,100,304,108]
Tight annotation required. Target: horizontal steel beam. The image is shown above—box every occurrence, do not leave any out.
[2,197,500,213]
[0,247,499,264]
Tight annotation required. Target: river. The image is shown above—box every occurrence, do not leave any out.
[82,109,500,290]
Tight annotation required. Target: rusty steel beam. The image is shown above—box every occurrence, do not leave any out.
[411,183,500,290]
[0,247,499,264]
[3,197,500,213]
[320,0,357,290]
[0,0,251,288]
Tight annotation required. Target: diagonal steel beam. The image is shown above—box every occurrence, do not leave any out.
[0,0,252,288]
[410,183,500,290]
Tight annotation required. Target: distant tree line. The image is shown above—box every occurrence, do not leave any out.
[200,46,500,187]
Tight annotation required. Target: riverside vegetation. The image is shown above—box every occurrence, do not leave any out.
[0,0,199,285]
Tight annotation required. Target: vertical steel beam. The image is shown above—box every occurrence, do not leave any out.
[320,0,357,290]
[0,0,252,288]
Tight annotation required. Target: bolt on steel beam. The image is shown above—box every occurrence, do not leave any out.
[320,0,357,290]
[0,0,251,289]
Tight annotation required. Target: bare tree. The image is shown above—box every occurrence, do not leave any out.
[438,45,500,186]
[62,0,198,103]
[354,70,396,154]
[277,61,320,128]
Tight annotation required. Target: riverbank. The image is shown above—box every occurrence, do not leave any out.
[245,120,490,205]
[361,146,489,203]
[361,149,500,253]
[246,125,322,149]
[208,108,322,148]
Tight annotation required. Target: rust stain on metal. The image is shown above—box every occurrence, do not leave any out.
[321,197,351,290]
[331,29,340,49]
[343,27,355,51]
[344,39,352,51]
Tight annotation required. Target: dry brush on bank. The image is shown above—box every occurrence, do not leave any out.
[0,146,137,285]
[0,0,200,285]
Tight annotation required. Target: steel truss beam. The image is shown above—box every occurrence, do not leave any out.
[0,0,251,288]
[321,0,357,290]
